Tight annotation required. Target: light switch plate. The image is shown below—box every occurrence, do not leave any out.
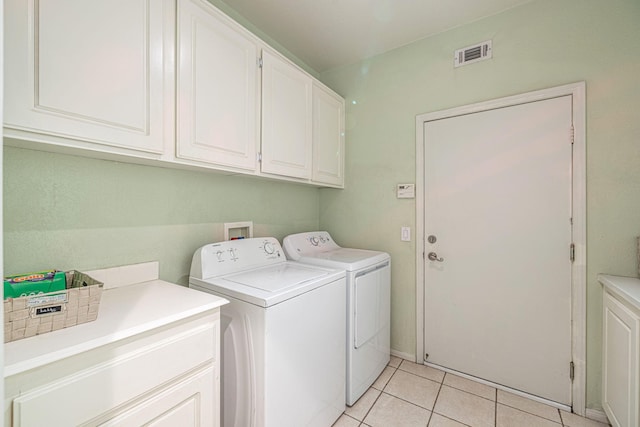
[401,227,411,241]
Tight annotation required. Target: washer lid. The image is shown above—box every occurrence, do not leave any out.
[190,262,345,307]
[297,248,390,272]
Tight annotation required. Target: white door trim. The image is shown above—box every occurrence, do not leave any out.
[415,81,586,415]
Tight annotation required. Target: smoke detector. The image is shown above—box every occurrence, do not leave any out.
[454,40,492,68]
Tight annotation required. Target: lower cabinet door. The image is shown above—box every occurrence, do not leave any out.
[10,317,217,427]
[603,291,639,427]
[97,366,217,427]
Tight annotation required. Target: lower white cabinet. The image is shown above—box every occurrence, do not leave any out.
[601,275,640,427]
[4,279,225,427]
[6,312,219,427]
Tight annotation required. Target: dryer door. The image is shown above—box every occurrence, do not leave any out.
[354,262,390,349]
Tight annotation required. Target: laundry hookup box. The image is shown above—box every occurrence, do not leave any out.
[4,270,104,343]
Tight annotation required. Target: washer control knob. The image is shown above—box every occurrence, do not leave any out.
[264,242,275,254]
[310,236,319,246]
[216,250,224,261]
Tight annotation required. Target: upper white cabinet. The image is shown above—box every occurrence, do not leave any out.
[260,49,313,180]
[176,0,259,171]
[4,0,345,187]
[4,0,173,155]
[312,83,345,187]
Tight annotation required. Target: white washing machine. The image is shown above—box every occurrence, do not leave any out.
[283,231,391,406]
[189,237,346,427]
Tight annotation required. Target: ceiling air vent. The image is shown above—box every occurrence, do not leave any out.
[454,40,492,68]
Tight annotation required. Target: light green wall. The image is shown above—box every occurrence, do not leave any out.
[3,147,320,285]
[319,0,640,410]
[209,0,319,78]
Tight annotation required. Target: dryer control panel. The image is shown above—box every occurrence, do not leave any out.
[282,231,341,260]
[190,237,284,279]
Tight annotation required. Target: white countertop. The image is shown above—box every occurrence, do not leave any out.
[4,280,228,377]
[599,274,640,311]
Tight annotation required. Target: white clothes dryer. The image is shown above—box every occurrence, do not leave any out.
[283,231,391,406]
[189,237,346,427]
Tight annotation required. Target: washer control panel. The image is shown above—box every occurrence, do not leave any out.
[191,237,284,279]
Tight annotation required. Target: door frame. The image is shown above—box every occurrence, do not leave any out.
[415,82,586,415]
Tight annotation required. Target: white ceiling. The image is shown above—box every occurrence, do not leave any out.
[220,0,533,72]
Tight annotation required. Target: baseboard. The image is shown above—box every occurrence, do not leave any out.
[390,349,415,362]
[585,408,610,424]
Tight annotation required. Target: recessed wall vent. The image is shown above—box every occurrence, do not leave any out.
[454,40,492,68]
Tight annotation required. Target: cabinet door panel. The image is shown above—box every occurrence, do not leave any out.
[176,0,258,170]
[12,322,216,426]
[4,0,169,154]
[97,366,216,427]
[312,84,345,187]
[38,1,146,131]
[261,50,312,179]
[603,292,639,427]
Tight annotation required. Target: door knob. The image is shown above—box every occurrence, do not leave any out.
[428,252,444,262]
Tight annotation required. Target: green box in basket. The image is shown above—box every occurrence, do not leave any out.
[3,270,66,299]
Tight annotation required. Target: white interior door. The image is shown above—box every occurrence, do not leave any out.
[423,96,573,405]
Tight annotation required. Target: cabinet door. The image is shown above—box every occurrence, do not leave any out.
[312,84,345,187]
[11,315,217,426]
[4,0,171,154]
[176,0,259,171]
[261,50,312,179]
[97,366,217,427]
[603,291,639,427]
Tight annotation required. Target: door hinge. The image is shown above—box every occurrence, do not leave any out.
[570,243,575,262]
[570,125,575,145]
[424,353,429,362]
[258,57,263,68]
[569,361,575,381]
[257,152,262,162]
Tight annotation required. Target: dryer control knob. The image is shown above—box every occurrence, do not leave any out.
[216,250,224,261]
[310,236,319,246]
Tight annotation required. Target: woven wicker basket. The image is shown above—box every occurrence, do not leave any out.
[4,271,103,343]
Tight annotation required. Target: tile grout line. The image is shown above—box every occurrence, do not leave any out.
[371,362,446,425]
[430,373,476,427]
[424,370,445,426]
[497,401,565,425]
[359,364,398,425]
[378,391,438,424]
[495,387,498,427]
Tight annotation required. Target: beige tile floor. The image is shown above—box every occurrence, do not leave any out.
[333,356,611,427]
